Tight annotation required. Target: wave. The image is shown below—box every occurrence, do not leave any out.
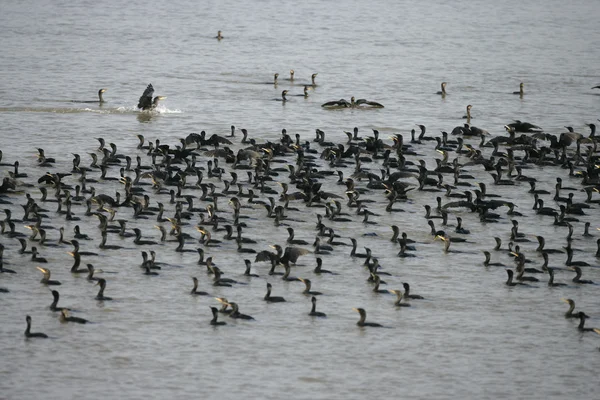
[0,105,183,114]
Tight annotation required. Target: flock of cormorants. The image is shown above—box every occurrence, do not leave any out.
[1,78,600,345]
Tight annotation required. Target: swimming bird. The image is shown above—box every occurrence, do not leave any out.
[70,88,107,103]
[437,82,447,96]
[576,312,597,332]
[137,84,166,110]
[49,290,71,312]
[505,269,531,286]
[209,306,226,325]
[482,251,505,267]
[243,259,259,277]
[561,298,578,318]
[221,300,254,320]
[462,104,472,121]
[298,278,322,295]
[547,268,567,287]
[59,309,88,324]
[569,266,594,284]
[513,82,524,96]
[313,257,334,274]
[402,283,424,299]
[36,266,60,285]
[24,315,48,338]
[264,282,286,302]
[95,278,112,301]
[389,290,411,307]
[352,308,382,327]
[308,296,326,317]
[275,90,289,102]
[190,277,209,296]
[215,31,223,40]
[133,228,158,246]
[31,247,47,263]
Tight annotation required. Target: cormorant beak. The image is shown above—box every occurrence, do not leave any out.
[352,308,359,313]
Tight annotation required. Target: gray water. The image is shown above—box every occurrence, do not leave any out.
[1,0,600,398]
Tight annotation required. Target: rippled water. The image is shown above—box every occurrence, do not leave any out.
[1,0,600,399]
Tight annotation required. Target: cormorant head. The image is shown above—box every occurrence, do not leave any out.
[153,96,167,105]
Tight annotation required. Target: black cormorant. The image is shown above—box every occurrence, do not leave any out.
[437,82,447,96]
[25,315,48,338]
[576,312,596,332]
[402,283,424,299]
[264,282,286,302]
[570,266,594,284]
[298,278,322,295]
[71,88,107,103]
[191,277,209,295]
[352,308,382,327]
[95,278,112,301]
[308,296,326,317]
[59,309,88,324]
[137,84,166,110]
[389,290,411,307]
[209,306,226,325]
[36,267,60,285]
[513,82,524,96]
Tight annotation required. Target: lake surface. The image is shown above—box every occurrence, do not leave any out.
[1,0,600,399]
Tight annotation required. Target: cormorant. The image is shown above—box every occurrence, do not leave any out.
[437,82,447,96]
[25,315,48,338]
[243,259,259,277]
[308,296,326,317]
[221,300,254,320]
[389,290,411,307]
[402,283,424,299]
[191,277,209,296]
[95,278,112,301]
[209,306,226,325]
[513,82,524,96]
[570,266,594,284]
[576,312,596,332]
[264,282,286,302]
[313,257,334,274]
[561,298,578,318]
[547,268,567,287]
[36,267,61,285]
[298,278,322,295]
[59,309,88,324]
[352,308,382,327]
[137,84,166,110]
[505,269,531,286]
[49,290,71,312]
[71,88,107,103]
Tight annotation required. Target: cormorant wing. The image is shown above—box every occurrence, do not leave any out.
[469,126,489,136]
[255,250,276,263]
[208,134,233,145]
[282,246,310,264]
[137,84,154,110]
[321,99,349,107]
[317,191,343,200]
[442,201,475,211]
[364,100,384,108]
[286,192,308,200]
